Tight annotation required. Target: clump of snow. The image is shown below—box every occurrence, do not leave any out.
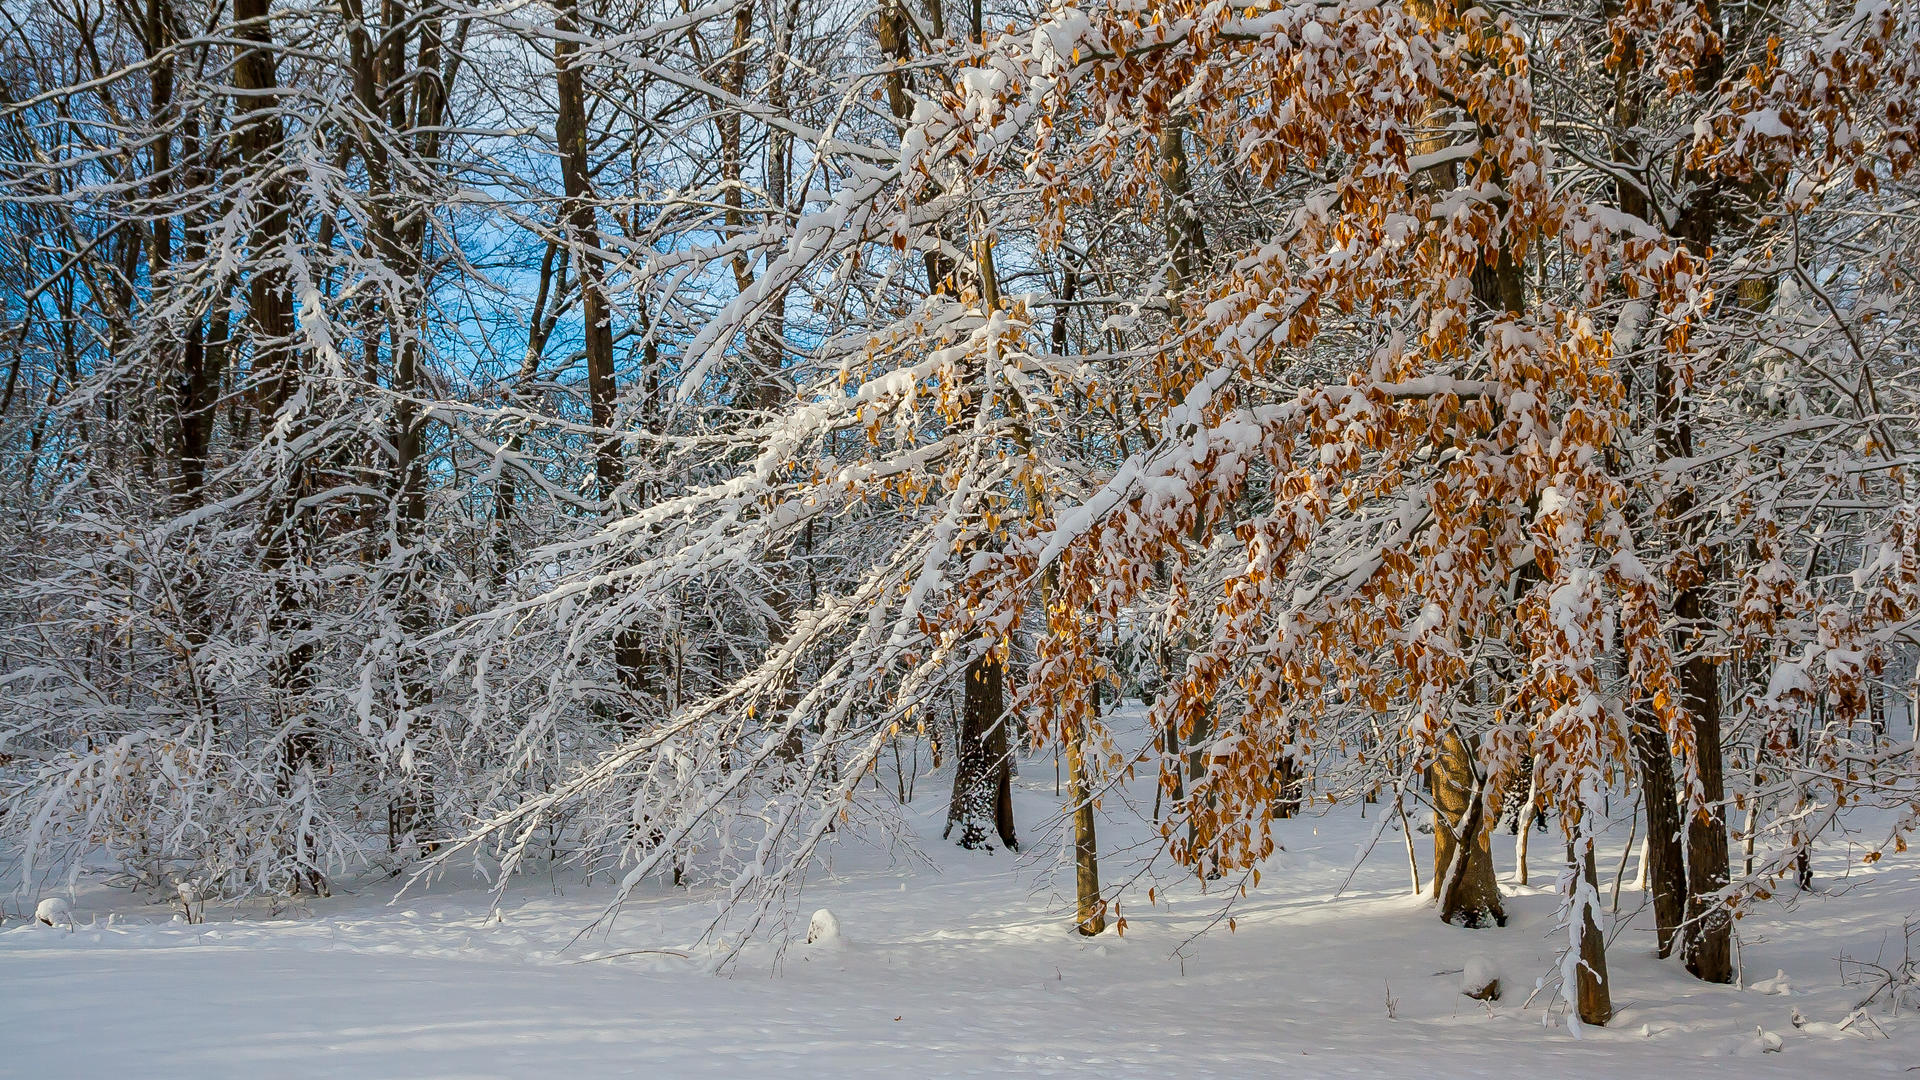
[1749,969,1792,996]
[804,908,842,946]
[1791,1008,1870,1038]
[33,898,72,930]
[1462,955,1501,1001]
[1709,1027,1783,1056]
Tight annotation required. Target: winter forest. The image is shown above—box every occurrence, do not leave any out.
[1,0,1919,1071]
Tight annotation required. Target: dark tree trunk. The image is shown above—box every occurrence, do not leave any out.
[233,0,323,894]
[1184,704,1217,873]
[493,240,562,580]
[553,0,620,504]
[1272,750,1303,819]
[553,0,660,736]
[1679,636,1733,982]
[1574,841,1613,1026]
[875,0,955,294]
[946,648,1017,851]
[1651,280,1732,983]
[1628,702,1687,957]
[1655,0,1772,985]
[1070,678,1104,935]
[1156,122,1210,295]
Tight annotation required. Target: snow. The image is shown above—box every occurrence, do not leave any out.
[1462,954,1501,1000]
[1709,1026,1786,1056]
[1791,1009,1874,1039]
[33,896,71,929]
[805,908,843,946]
[4,747,1918,1077]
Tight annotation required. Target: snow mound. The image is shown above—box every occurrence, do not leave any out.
[1790,1009,1869,1038]
[805,908,843,946]
[1748,969,1791,996]
[33,898,72,929]
[1461,955,1501,1001]
[1707,1026,1783,1056]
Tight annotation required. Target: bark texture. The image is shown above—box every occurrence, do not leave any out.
[1628,702,1687,957]
[946,648,1017,851]
[1431,729,1505,927]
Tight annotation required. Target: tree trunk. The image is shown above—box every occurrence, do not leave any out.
[1070,678,1104,935]
[1679,635,1733,982]
[493,240,564,580]
[553,0,620,504]
[876,0,955,294]
[230,0,296,414]
[553,0,661,738]
[1431,729,1505,927]
[1399,789,1422,895]
[1512,774,1534,886]
[1574,841,1613,1026]
[1184,703,1217,874]
[1627,701,1687,957]
[945,646,1017,851]
[1156,122,1209,296]
[1652,261,1731,982]
[233,0,323,894]
[1271,750,1302,819]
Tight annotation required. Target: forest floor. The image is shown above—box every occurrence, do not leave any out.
[4,730,1918,1078]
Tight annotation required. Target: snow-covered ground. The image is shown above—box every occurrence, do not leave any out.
[5,750,1917,1078]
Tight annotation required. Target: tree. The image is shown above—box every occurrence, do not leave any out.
[1,0,1914,1007]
